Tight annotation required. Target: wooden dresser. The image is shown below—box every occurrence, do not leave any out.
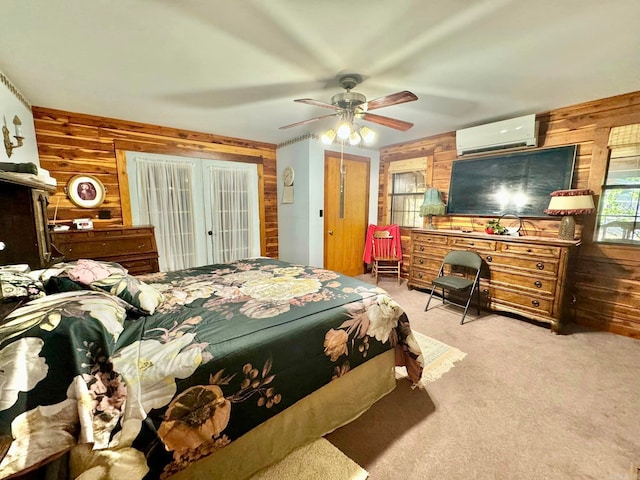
[0,173,56,270]
[51,225,160,275]
[408,229,579,333]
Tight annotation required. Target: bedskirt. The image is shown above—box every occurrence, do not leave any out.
[165,349,396,480]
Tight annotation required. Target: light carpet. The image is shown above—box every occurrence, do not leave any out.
[397,330,467,385]
[249,438,368,480]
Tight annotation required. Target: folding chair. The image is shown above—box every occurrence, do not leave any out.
[425,250,482,324]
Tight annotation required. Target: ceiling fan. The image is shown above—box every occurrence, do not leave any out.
[279,73,418,132]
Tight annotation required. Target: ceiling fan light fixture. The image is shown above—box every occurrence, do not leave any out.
[337,122,351,140]
[321,129,336,145]
[349,130,361,146]
[359,126,376,144]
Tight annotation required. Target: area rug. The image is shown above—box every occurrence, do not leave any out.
[397,330,467,385]
[249,437,368,480]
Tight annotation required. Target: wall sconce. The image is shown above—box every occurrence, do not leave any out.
[544,189,595,240]
[3,115,24,157]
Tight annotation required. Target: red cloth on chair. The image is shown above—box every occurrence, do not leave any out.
[363,224,402,264]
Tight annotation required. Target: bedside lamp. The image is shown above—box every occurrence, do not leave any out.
[544,189,595,240]
[420,187,446,230]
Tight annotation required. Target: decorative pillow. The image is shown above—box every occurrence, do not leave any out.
[0,272,46,303]
[67,259,120,284]
[89,274,164,315]
[32,260,128,284]
[2,290,127,349]
[44,275,86,294]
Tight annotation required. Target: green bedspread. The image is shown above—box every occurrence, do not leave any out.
[0,258,422,479]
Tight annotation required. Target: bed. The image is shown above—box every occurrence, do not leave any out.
[0,257,423,479]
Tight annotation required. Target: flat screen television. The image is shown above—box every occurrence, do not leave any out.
[446,145,576,217]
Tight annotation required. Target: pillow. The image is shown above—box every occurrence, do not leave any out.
[32,260,129,295]
[44,275,86,294]
[89,274,164,315]
[31,259,129,285]
[26,260,161,315]
[67,258,119,284]
[0,272,46,303]
[3,290,127,351]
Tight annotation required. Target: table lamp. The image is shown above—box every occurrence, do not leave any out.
[420,187,446,230]
[544,189,595,240]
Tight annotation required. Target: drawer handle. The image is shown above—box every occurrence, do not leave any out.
[419,258,424,264]
[536,262,544,270]
[482,289,489,294]
[469,242,474,246]
[486,255,492,262]
[534,281,542,288]
[419,245,425,251]
[532,300,540,307]
[527,248,532,253]
[417,273,423,279]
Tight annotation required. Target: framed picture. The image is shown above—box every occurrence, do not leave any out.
[66,174,106,208]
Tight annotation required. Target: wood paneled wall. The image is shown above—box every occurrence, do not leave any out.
[32,107,279,259]
[379,91,640,339]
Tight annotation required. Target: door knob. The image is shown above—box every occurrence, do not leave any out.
[208,231,213,236]
[328,230,334,235]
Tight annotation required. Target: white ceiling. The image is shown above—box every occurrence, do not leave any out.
[2,0,639,147]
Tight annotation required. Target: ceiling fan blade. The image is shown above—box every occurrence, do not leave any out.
[365,91,418,111]
[279,112,339,130]
[294,98,341,111]
[361,112,414,131]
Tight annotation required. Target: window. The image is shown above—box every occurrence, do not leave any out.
[595,124,640,245]
[386,158,427,228]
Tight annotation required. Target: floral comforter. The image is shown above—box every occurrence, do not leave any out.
[0,258,422,479]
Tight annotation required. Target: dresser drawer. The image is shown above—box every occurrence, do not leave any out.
[118,257,160,276]
[409,268,439,289]
[448,237,496,251]
[488,286,553,316]
[412,253,443,270]
[498,242,561,258]
[485,253,559,276]
[57,235,155,258]
[490,270,557,295]
[96,227,154,237]
[51,226,159,275]
[412,243,449,260]
[412,233,448,249]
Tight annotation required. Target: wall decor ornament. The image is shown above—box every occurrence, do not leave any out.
[66,174,106,208]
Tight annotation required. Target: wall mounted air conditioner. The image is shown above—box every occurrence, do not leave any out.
[456,114,538,156]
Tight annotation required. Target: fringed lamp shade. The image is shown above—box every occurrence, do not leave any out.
[420,187,446,229]
[544,189,595,240]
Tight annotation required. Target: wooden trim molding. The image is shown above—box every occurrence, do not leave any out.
[114,140,264,164]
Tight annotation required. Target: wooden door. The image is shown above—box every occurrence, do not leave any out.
[324,150,370,276]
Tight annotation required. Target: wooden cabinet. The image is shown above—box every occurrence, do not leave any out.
[409,229,579,333]
[0,173,56,270]
[51,226,160,275]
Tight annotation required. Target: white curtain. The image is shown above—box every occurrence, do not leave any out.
[135,157,197,271]
[207,164,256,263]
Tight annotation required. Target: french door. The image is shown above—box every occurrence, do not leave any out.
[126,152,260,271]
